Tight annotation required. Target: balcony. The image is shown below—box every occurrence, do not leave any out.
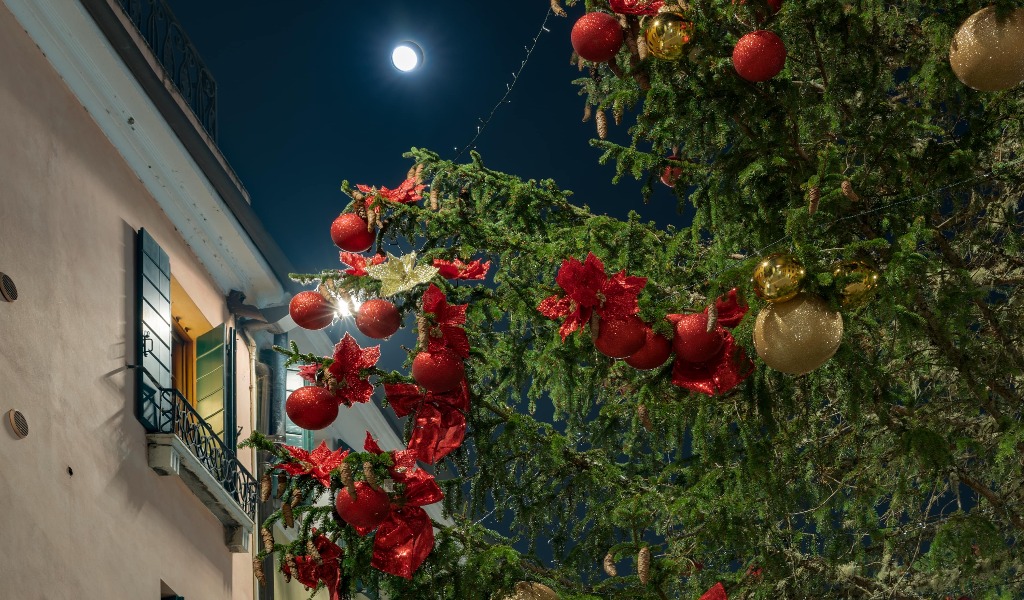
[138,370,256,553]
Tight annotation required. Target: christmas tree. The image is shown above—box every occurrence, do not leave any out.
[247,1,1024,598]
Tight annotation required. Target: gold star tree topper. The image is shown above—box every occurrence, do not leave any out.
[366,252,439,297]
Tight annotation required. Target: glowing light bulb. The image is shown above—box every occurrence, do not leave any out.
[391,43,422,72]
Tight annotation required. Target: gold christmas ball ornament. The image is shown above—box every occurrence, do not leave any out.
[502,582,560,600]
[752,253,805,303]
[950,7,1024,91]
[753,293,844,375]
[645,11,693,60]
[832,260,880,307]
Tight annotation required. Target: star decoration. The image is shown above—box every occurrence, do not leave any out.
[367,252,439,297]
[326,333,380,406]
[340,251,386,277]
[433,258,491,280]
[276,441,349,488]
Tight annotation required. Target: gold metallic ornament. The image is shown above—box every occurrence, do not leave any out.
[644,11,693,60]
[832,260,879,307]
[753,293,843,375]
[752,253,805,303]
[503,582,560,600]
[950,7,1024,91]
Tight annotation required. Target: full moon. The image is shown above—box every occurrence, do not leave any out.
[391,43,422,72]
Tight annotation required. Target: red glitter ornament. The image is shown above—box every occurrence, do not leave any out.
[594,315,647,358]
[625,327,672,370]
[661,155,684,187]
[733,30,786,82]
[355,299,402,339]
[412,350,465,394]
[335,481,392,532]
[571,12,625,63]
[289,291,335,330]
[331,213,376,252]
[285,386,339,430]
[670,312,726,364]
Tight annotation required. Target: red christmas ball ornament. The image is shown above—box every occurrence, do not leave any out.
[571,12,625,62]
[767,0,782,12]
[660,155,684,188]
[289,291,335,330]
[593,315,647,359]
[331,213,376,252]
[355,299,402,339]
[672,312,726,364]
[412,350,465,393]
[733,30,786,82]
[285,386,339,430]
[335,481,392,531]
[625,327,672,370]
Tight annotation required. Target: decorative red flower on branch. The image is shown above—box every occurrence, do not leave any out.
[282,533,344,600]
[610,0,664,15]
[669,331,753,396]
[340,251,386,276]
[298,363,320,384]
[357,177,426,208]
[326,333,380,406]
[276,440,349,488]
[385,381,469,464]
[422,283,470,359]
[537,253,647,340]
[699,582,728,600]
[714,288,748,328]
[433,258,491,280]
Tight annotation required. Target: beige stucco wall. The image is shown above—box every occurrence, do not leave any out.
[0,3,255,599]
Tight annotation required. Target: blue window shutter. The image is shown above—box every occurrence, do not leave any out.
[136,228,172,431]
[196,324,238,452]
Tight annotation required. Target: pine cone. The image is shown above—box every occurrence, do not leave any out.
[282,498,294,528]
[637,34,649,61]
[276,476,288,500]
[841,179,860,202]
[261,527,274,551]
[339,462,357,499]
[352,191,367,219]
[604,552,618,576]
[613,102,624,126]
[808,186,821,215]
[284,553,297,583]
[429,187,440,211]
[259,473,272,503]
[638,404,654,432]
[550,0,567,17]
[307,539,322,565]
[363,461,380,490]
[253,557,267,586]
[366,207,377,233]
[595,110,608,140]
[706,303,719,332]
[638,547,651,585]
[582,103,592,123]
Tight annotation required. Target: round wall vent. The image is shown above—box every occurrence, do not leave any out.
[0,273,17,302]
[7,409,28,439]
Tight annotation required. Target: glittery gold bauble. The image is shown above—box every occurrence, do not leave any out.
[502,582,560,600]
[753,293,843,375]
[752,253,805,303]
[645,12,693,60]
[950,7,1024,91]
[832,261,879,307]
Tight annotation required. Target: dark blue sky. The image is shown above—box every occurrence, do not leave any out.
[166,0,682,273]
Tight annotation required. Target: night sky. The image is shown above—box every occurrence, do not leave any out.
[166,1,684,274]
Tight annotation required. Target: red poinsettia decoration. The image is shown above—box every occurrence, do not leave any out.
[433,258,491,280]
[276,440,349,488]
[699,582,728,600]
[385,380,469,464]
[326,333,380,406]
[298,363,320,384]
[610,0,664,15]
[537,253,647,340]
[283,533,344,600]
[356,433,444,579]
[340,251,386,276]
[421,283,470,359]
[714,288,749,328]
[668,289,753,396]
[357,177,426,208]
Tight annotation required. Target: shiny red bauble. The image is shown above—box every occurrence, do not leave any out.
[625,328,672,370]
[767,0,783,12]
[571,12,625,62]
[593,315,647,359]
[285,386,339,430]
[672,312,726,364]
[334,481,392,531]
[733,30,786,82]
[660,155,683,188]
[330,213,376,252]
[355,299,402,339]
[289,291,335,330]
[412,350,465,393]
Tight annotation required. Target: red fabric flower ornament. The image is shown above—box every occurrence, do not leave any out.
[714,288,749,328]
[433,258,491,280]
[422,283,470,359]
[276,440,349,488]
[699,582,728,600]
[282,533,344,600]
[357,433,444,579]
[537,253,647,340]
[385,380,469,464]
[340,251,386,276]
[357,177,426,209]
[610,0,664,15]
[326,333,380,406]
[298,363,320,384]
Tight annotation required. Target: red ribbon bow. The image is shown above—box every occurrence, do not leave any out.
[283,533,344,600]
[340,251,386,276]
[422,284,471,359]
[385,381,469,464]
[669,289,753,396]
[609,0,665,15]
[433,258,491,280]
[276,441,349,488]
[326,333,380,406]
[538,253,647,340]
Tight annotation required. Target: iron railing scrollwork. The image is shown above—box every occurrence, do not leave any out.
[115,0,218,138]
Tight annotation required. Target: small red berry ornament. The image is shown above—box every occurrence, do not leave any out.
[571,12,625,62]
[733,30,786,82]
[331,213,376,252]
[285,386,339,430]
[289,291,335,330]
[412,350,465,393]
[672,312,725,364]
[625,328,672,370]
[355,299,402,339]
[335,481,392,531]
[593,315,647,359]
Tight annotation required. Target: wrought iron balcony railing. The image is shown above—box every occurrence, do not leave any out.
[115,0,217,138]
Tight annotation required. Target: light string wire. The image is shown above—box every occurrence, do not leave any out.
[452,7,555,162]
